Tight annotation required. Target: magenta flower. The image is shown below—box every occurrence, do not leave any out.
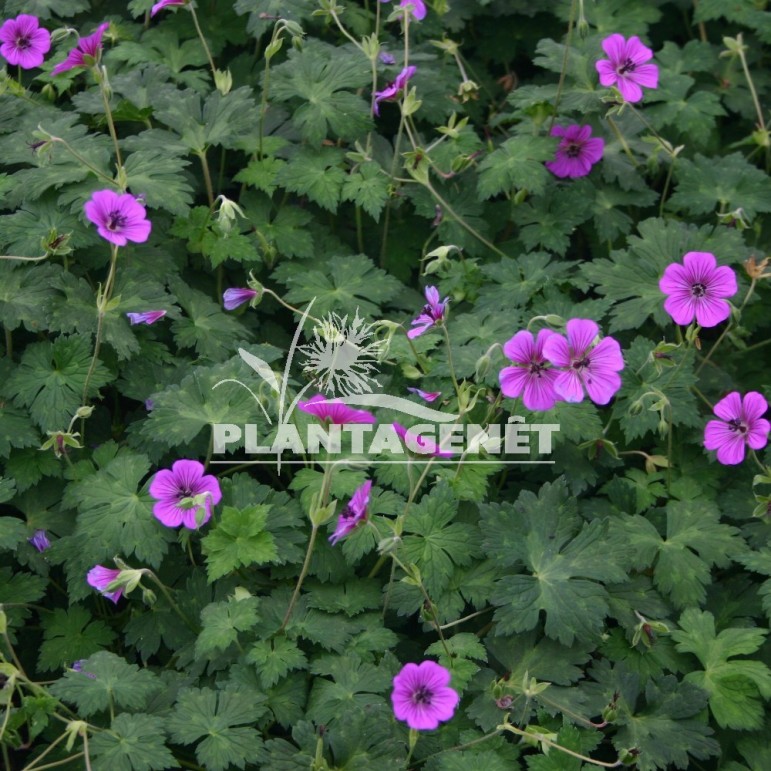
[499,329,560,411]
[0,15,51,69]
[374,65,416,115]
[659,251,737,328]
[704,392,770,466]
[149,459,222,529]
[298,394,376,424]
[407,387,441,403]
[223,288,258,310]
[407,286,448,339]
[542,319,624,406]
[126,310,166,325]
[391,661,459,730]
[595,34,658,103]
[151,0,187,16]
[28,529,51,552]
[84,190,152,247]
[392,422,454,458]
[380,0,427,20]
[51,22,109,76]
[87,565,123,604]
[546,125,604,179]
[329,480,372,545]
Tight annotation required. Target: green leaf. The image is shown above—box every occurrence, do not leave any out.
[483,478,628,645]
[0,515,25,550]
[90,713,176,771]
[476,135,557,199]
[272,254,402,316]
[342,162,390,221]
[196,595,260,657]
[234,157,286,197]
[619,498,742,609]
[246,637,308,688]
[50,651,161,717]
[4,336,112,430]
[166,688,266,771]
[201,230,260,268]
[0,402,39,458]
[271,43,371,145]
[668,153,771,219]
[123,149,194,216]
[276,147,347,212]
[2,0,89,19]
[201,505,278,581]
[0,262,60,332]
[672,609,771,729]
[38,606,117,673]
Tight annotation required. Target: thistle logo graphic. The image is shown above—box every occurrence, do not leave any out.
[211,298,559,465]
[298,310,385,397]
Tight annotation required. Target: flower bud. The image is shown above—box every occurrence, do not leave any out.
[214,68,233,95]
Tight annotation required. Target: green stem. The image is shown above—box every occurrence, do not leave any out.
[20,730,68,771]
[45,135,116,186]
[606,116,639,168]
[549,0,577,131]
[24,754,86,771]
[735,33,766,131]
[96,67,123,173]
[4,327,11,358]
[189,4,217,80]
[146,573,199,633]
[198,149,215,206]
[441,323,461,400]
[279,523,319,631]
[658,155,676,217]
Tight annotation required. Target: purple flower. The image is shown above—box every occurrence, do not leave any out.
[329,481,372,545]
[704,392,770,466]
[28,529,51,552]
[72,660,97,679]
[223,288,258,310]
[659,251,737,328]
[380,0,427,20]
[298,394,376,424]
[51,22,109,76]
[391,661,459,730]
[542,319,624,406]
[84,190,152,247]
[151,0,187,16]
[407,387,441,403]
[0,15,51,70]
[149,459,222,529]
[407,286,448,339]
[595,33,658,103]
[545,125,604,179]
[145,399,155,411]
[379,51,396,65]
[392,422,454,458]
[499,329,560,411]
[373,65,416,115]
[126,310,166,325]
[87,565,123,604]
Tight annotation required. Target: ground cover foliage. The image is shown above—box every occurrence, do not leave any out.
[1,0,771,769]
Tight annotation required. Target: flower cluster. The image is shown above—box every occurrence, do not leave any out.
[500,319,624,409]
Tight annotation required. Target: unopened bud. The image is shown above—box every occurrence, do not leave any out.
[214,68,233,95]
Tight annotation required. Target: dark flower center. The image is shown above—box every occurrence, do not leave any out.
[106,211,128,231]
[16,35,31,50]
[691,282,707,298]
[529,362,546,377]
[617,58,636,75]
[422,303,443,321]
[728,418,747,434]
[572,356,591,370]
[564,142,582,158]
[341,503,356,520]
[411,685,433,706]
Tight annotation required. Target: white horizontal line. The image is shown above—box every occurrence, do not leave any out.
[209,460,555,465]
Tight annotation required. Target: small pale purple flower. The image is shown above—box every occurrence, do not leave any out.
[329,480,372,545]
[704,391,770,466]
[126,310,166,325]
[0,15,51,69]
[223,288,258,310]
[407,286,448,339]
[407,387,441,403]
[546,125,604,179]
[72,660,97,679]
[84,190,152,247]
[373,65,416,115]
[145,399,155,411]
[151,0,187,16]
[391,661,459,730]
[542,319,624,406]
[595,34,658,103]
[298,394,376,424]
[380,0,427,20]
[392,422,454,458]
[659,251,737,328]
[149,459,222,529]
[28,529,51,552]
[499,329,560,411]
[87,565,123,604]
[379,51,396,65]
[51,22,109,76]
